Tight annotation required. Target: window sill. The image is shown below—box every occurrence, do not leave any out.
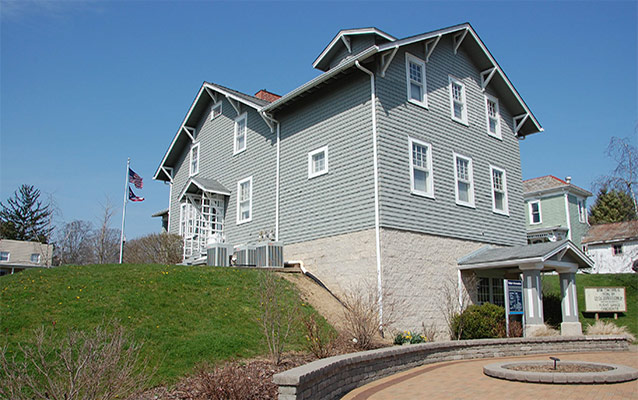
[233,148,246,156]
[410,190,435,199]
[492,209,509,216]
[451,117,469,127]
[529,221,542,225]
[308,170,329,179]
[487,132,503,140]
[408,98,429,110]
[236,218,252,225]
[455,201,475,209]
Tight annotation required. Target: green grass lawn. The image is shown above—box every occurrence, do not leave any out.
[542,273,637,337]
[0,264,326,385]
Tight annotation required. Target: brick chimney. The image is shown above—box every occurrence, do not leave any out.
[254,89,281,103]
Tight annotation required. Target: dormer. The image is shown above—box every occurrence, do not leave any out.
[313,28,396,72]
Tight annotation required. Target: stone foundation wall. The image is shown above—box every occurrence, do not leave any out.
[380,228,486,338]
[284,229,377,295]
[273,336,632,400]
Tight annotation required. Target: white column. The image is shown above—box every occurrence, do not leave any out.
[557,266,583,336]
[520,263,545,336]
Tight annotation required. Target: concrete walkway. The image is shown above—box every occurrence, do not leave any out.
[342,350,638,399]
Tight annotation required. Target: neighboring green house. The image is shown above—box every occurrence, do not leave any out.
[523,175,592,246]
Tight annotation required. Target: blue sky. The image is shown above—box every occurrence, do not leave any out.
[1,1,636,239]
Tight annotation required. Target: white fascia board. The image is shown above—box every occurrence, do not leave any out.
[458,257,544,270]
[543,241,594,267]
[263,46,379,113]
[312,28,396,69]
[523,185,593,200]
[154,83,264,181]
[378,23,542,135]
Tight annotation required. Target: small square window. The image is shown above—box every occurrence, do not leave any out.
[30,253,41,263]
[234,113,247,154]
[612,244,623,256]
[0,252,9,262]
[308,146,329,178]
[210,101,222,120]
[189,143,200,176]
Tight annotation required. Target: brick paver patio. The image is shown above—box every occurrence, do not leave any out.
[342,350,638,399]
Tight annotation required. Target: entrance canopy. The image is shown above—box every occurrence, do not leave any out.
[178,177,230,201]
[458,239,593,272]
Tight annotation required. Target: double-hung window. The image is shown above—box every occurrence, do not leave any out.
[405,53,427,107]
[578,199,586,223]
[210,101,222,120]
[529,200,542,224]
[449,76,467,124]
[490,166,508,215]
[485,94,501,139]
[408,137,433,197]
[454,154,474,207]
[189,143,200,176]
[0,252,9,262]
[308,146,329,178]
[234,113,247,154]
[236,177,252,224]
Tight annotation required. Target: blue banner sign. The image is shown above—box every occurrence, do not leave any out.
[507,280,523,315]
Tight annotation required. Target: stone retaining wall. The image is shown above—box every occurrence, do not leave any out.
[273,336,631,400]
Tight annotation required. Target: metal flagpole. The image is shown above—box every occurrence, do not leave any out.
[119,158,130,264]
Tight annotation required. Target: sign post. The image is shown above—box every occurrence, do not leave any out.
[584,287,626,320]
[505,279,523,337]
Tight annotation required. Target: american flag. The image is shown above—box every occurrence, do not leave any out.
[129,168,143,189]
[128,187,144,202]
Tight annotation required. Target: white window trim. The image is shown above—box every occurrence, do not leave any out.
[529,200,542,225]
[405,53,428,109]
[233,112,248,155]
[448,75,468,125]
[577,198,587,223]
[31,253,41,263]
[489,165,509,215]
[210,100,222,121]
[408,137,434,198]
[307,146,329,179]
[453,152,475,208]
[0,251,9,262]
[236,176,253,224]
[484,93,502,139]
[189,143,200,176]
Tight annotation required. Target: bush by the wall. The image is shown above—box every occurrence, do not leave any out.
[451,303,506,340]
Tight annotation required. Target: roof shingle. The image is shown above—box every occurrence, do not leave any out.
[582,221,638,244]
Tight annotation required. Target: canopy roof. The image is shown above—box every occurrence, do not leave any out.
[178,177,230,201]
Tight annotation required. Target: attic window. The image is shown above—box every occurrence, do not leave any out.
[405,53,427,108]
[210,101,222,120]
[234,113,247,154]
[449,76,467,125]
[485,94,501,139]
[189,143,200,176]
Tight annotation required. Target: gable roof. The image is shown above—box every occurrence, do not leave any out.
[313,27,397,71]
[523,175,592,198]
[582,221,638,245]
[458,239,593,269]
[178,177,231,201]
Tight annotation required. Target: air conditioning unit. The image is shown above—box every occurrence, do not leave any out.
[234,245,256,266]
[255,242,284,268]
[207,243,233,267]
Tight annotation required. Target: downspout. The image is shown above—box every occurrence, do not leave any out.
[355,60,384,332]
[275,122,280,241]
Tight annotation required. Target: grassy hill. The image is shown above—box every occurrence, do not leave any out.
[542,273,637,337]
[0,264,325,385]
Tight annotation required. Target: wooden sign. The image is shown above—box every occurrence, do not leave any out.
[584,287,627,313]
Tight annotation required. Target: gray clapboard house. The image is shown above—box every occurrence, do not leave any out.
[155,23,592,336]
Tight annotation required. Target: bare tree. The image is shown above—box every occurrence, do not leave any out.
[123,233,183,264]
[439,271,477,340]
[595,136,638,214]
[54,220,94,265]
[93,200,120,264]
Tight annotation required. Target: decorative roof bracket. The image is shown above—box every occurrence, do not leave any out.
[182,126,196,143]
[453,29,468,55]
[259,111,277,133]
[379,47,398,77]
[204,87,218,103]
[480,67,497,90]
[340,35,352,53]
[513,113,529,135]
[161,166,174,183]
[425,35,441,63]
[226,95,241,115]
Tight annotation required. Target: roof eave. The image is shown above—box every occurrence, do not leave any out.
[312,28,396,70]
